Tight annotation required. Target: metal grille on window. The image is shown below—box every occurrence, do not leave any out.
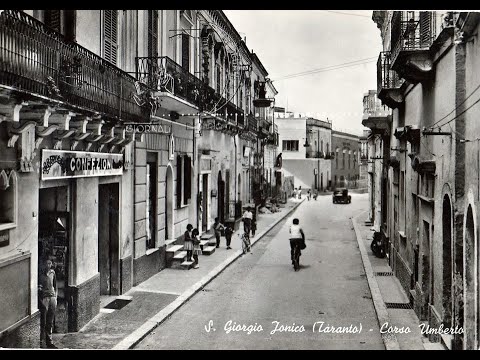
[104,10,118,65]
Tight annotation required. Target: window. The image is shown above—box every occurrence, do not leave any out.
[181,33,190,70]
[0,170,17,231]
[176,155,192,208]
[103,10,118,65]
[146,153,158,250]
[44,10,76,41]
[216,63,222,94]
[342,153,345,169]
[148,10,158,58]
[282,140,299,151]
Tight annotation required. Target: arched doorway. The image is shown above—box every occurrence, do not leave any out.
[217,171,225,223]
[442,194,453,328]
[165,165,174,240]
[464,205,476,349]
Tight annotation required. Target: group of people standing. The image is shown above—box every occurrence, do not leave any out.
[183,224,202,269]
[184,207,257,266]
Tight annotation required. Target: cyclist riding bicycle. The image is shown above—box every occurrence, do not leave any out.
[289,218,305,271]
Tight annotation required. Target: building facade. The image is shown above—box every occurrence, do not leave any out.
[331,130,361,189]
[369,10,480,349]
[0,9,143,347]
[275,114,332,191]
[0,9,277,348]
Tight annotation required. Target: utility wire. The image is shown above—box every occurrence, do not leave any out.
[272,58,377,82]
[324,10,372,19]
[428,82,480,130]
[433,95,480,130]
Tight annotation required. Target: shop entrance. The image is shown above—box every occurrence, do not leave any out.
[202,174,208,232]
[98,183,120,296]
[217,171,225,223]
[38,186,70,334]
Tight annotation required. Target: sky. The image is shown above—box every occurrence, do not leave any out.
[223,10,383,136]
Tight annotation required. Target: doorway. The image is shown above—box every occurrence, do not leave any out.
[165,165,174,240]
[202,174,208,232]
[217,171,225,223]
[98,183,120,296]
[38,186,70,334]
[442,194,453,328]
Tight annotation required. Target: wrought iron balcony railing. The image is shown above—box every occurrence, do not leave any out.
[377,51,402,94]
[305,151,326,159]
[391,11,437,66]
[136,56,245,124]
[136,56,202,109]
[247,113,258,132]
[0,10,146,122]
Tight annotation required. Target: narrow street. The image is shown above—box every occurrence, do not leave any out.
[136,193,384,350]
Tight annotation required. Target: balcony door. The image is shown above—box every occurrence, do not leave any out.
[43,10,76,41]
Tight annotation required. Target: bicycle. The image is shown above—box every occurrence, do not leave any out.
[240,232,251,254]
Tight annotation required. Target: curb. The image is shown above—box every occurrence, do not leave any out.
[351,211,400,351]
[113,198,306,350]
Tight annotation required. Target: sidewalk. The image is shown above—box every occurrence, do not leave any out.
[52,197,305,350]
[351,211,445,350]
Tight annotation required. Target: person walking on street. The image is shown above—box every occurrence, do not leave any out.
[251,217,257,237]
[225,224,234,249]
[307,189,311,200]
[213,217,225,248]
[38,258,58,349]
[242,207,253,236]
[192,228,201,269]
[184,224,194,262]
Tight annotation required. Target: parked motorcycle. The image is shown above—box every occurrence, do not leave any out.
[370,231,386,258]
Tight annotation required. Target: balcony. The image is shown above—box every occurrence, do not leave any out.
[0,10,147,123]
[136,56,245,128]
[390,11,436,83]
[136,56,202,115]
[377,52,404,108]
[266,132,278,146]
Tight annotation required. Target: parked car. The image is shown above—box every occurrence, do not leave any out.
[332,188,351,204]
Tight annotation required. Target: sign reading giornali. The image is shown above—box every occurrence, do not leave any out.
[41,150,124,180]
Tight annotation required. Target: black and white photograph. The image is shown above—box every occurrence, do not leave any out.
[0,8,477,350]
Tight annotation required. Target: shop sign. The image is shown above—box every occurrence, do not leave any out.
[41,149,123,180]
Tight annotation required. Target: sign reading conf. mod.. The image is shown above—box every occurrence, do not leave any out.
[41,149,124,180]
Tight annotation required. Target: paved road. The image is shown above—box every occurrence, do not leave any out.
[135,193,384,350]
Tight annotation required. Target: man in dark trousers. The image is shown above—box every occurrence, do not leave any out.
[38,258,58,349]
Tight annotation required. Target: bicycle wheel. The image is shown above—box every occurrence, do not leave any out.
[242,236,247,254]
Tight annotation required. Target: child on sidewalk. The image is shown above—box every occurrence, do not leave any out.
[192,228,201,269]
[213,217,225,248]
[251,218,257,237]
[225,225,234,249]
[184,224,194,262]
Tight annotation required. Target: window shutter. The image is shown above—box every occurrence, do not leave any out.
[419,12,432,47]
[182,33,190,70]
[148,10,158,58]
[104,10,118,65]
[184,156,191,202]
[45,10,62,33]
[176,155,182,208]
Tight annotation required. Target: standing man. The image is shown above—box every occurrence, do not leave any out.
[38,258,58,349]
[242,207,253,236]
